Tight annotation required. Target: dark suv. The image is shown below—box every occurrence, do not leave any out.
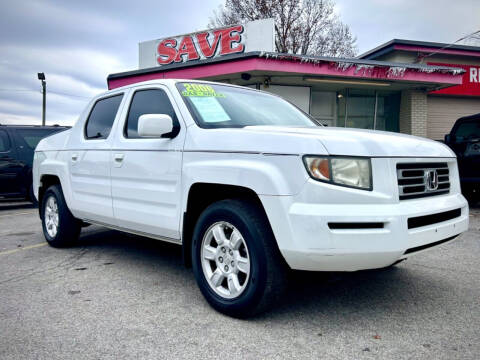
[0,125,69,204]
[444,113,480,204]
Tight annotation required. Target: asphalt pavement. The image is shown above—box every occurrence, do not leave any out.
[0,200,479,360]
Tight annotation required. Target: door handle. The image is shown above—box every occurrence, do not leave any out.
[114,153,124,162]
[71,153,78,161]
[113,153,125,167]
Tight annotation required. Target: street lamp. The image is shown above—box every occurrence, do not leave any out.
[37,72,46,126]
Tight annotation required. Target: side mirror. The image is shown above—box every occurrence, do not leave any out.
[444,134,451,143]
[138,114,173,138]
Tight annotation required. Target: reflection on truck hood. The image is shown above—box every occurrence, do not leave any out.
[246,126,456,157]
[187,126,456,158]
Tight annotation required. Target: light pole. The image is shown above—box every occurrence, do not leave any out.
[37,73,46,126]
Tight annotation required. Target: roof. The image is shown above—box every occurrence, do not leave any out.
[457,112,480,122]
[358,39,480,60]
[108,50,464,82]
[0,124,70,128]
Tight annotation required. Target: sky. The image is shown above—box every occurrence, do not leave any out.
[0,0,479,126]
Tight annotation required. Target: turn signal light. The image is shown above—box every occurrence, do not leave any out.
[306,157,330,181]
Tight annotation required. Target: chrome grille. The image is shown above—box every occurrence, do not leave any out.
[397,162,450,200]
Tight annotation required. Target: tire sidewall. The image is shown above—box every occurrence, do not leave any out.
[41,187,62,244]
[192,201,268,315]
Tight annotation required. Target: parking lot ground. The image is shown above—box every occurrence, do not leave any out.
[0,201,479,360]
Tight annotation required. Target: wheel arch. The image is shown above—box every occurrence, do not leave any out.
[182,183,276,268]
[38,174,61,215]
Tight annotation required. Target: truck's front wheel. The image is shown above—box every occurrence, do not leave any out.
[41,185,81,247]
[191,199,287,318]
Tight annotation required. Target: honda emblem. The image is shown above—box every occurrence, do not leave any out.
[425,170,439,191]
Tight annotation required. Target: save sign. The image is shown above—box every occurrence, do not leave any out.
[157,25,244,65]
[138,19,275,69]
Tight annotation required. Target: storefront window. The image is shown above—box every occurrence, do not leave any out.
[310,91,336,127]
[336,89,400,132]
[378,91,400,132]
[346,89,376,129]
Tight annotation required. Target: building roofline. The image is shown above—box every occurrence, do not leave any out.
[358,39,480,59]
[108,50,463,82]
[108,52,262,80]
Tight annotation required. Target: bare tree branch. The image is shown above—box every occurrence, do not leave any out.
[209,0,357,57]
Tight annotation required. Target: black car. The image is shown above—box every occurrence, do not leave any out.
[444,113,480,204]
[0,124,69,204]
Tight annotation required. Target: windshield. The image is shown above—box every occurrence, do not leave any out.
[454,120,480,142]
[176,82,318,129]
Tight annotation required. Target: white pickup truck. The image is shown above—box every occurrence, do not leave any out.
[33,79,469,317]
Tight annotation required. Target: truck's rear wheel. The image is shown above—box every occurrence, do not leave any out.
[191,199,287,318]
[41,185,80,247]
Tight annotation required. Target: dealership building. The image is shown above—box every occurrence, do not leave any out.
[108,20,480,140]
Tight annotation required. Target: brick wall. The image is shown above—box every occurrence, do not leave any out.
[399,90,428,137]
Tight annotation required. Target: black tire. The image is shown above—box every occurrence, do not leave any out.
[191,199,288,318]
[463,188,479,206]
[41,185,81,247]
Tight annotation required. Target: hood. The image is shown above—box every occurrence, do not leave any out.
[244,126,456,157]
[186,126,456,158]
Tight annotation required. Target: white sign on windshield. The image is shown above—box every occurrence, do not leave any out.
[189,97,231,123]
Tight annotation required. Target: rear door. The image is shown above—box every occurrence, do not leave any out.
[110,85,185,240]
[68,93,125,224]
[0,129,24,196]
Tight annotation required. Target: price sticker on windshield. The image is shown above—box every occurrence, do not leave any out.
[181,83,226,98]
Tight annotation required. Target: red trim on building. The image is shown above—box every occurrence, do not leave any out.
[429,62,480,96]
[108,57,463,90]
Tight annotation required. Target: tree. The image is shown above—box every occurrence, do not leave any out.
[209,0,357,57]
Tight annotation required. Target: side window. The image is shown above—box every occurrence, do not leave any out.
[16,129,63,149]
[454,121,480,141]
[0,130,11,152]
[85,94,123,139]
[125,89,179,138]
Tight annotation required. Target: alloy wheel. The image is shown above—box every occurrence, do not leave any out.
[201,221,251,299]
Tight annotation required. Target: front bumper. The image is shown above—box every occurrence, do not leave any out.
[260,158,469,271]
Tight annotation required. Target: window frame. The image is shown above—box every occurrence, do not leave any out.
[122,87,181,140]
[84,93,124,140]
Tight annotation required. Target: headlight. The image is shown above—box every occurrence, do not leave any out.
[303,156,372,190]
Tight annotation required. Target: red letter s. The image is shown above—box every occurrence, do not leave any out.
[157,39,177,65]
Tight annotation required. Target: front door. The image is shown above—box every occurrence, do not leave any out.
[110,86,185,241]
